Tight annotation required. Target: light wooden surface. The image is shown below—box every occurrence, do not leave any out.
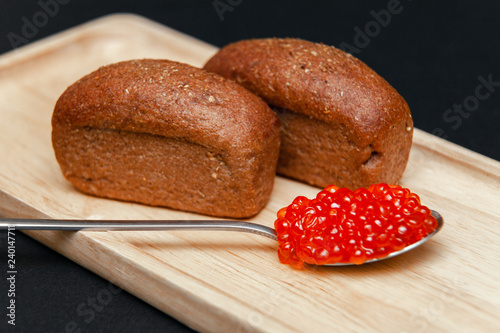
[1,14,499,333]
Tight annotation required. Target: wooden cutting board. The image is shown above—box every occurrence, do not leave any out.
[1,14,499,333]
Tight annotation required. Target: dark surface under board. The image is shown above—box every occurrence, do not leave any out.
[0,1,499,332]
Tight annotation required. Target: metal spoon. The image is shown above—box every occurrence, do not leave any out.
[0,210,443,266]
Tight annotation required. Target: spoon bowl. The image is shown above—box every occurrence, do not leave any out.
[0,210,443,266]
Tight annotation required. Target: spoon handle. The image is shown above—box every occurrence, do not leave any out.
[0,218,278,240]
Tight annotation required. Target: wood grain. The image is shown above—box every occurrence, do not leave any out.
[1,14,499,333]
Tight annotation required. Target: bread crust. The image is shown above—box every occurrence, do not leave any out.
[52,59,281,218]
[204,38,413,189]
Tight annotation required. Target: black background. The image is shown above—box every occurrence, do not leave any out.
[0,0,499,332]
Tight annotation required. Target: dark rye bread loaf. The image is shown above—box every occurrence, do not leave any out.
[52,59,281,218]
[204,38,413,190]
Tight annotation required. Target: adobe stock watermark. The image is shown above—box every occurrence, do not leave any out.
[339,0,409,55]
[404,73,498,182]
[432,73,499,140]
[57,282,123,333]
[212,0,244,22]
[236,264,322,333]
[401,277,464,333]
[5,226,17,326]
[7,0,70,49]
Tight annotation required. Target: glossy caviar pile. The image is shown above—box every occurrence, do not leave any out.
[274,184,439,267]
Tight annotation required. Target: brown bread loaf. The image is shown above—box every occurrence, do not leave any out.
[52,59,281,218]
[204,38,413,190]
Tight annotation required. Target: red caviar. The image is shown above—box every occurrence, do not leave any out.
[274,184,438,267]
